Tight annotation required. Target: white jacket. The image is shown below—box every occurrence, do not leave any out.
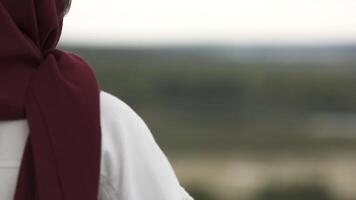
[0,91,193,200]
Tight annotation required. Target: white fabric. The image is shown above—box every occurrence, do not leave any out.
[0,91,193,200]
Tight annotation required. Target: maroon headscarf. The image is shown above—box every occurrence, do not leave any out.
[0,0,101,200]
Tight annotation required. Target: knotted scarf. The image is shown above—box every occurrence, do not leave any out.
[0,0,101,199]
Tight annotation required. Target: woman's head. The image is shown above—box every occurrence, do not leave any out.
[62,0,72,16]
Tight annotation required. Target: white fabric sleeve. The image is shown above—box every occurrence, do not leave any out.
[98,91,193,200]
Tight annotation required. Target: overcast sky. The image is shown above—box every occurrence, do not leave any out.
[60,0,356,46]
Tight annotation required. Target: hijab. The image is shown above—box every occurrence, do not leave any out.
[0,0,102,199]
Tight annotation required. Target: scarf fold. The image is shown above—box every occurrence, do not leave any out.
[0,1,102,200]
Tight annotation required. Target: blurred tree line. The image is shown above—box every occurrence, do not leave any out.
[63,46,356,154]
[63,45,356,200]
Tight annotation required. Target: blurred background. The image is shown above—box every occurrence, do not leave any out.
[59,0,356,199]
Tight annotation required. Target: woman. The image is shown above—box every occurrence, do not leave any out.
[0,0,193,199]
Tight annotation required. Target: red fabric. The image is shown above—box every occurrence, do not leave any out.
[0,1,101,200]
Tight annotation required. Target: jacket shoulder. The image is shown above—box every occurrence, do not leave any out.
[99,90,141,124]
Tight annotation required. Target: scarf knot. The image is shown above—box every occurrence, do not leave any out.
[1,1,102,200]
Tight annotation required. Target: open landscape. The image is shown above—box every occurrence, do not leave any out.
[63,44,356,200]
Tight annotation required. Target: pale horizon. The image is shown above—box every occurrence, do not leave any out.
[60,0,356,47]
